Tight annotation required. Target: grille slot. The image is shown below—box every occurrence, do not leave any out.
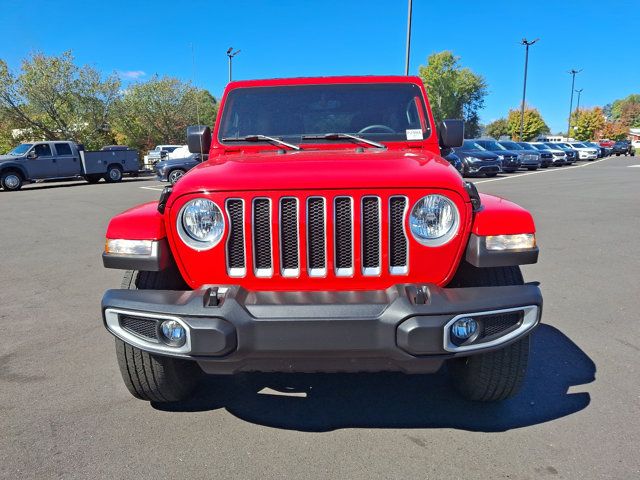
[120,316,159,342]
[362,196,381,275]
[334,197,353,276]
[253,198,272,277]
[226,199,245,276]
[389,196,408,274]
[280,198,299,277]
[307,197,326,276]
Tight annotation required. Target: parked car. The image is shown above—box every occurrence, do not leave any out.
[612,140,634,156]
[474,139,523,172]
[527,142,567,166]
[156,153,205,184]
[0,141,139,191]
[144,145,183,169]
[101,75,542,404]
[599,140,614,156]
[516,142,552,167]
[497,140,542,170]
[451,140,502,177]
[568,142,599,160]
[583,142,606,158]
[546,143,577,164]
[443,150,464,175]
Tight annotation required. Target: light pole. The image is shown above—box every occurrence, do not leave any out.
[567,69,582,139]
[227,47,241,83]
[574,88,583,114]
[404,0,413,75]
[519,38,539,141]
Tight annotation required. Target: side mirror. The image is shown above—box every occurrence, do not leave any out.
[438,119,464,148]
[27,150,37,159]
[187,125,212,154]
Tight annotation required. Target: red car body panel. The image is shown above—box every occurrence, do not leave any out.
[106,202,166,240]
[472,194,536,236]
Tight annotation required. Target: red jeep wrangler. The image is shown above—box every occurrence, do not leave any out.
[101,76,541,403]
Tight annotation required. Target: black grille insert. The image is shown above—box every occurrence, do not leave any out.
[253,199,272,272]
[362,197,380,271]
[280,198,299,272]
[120,316,159,342]
[334,197,352,271]
[389,196,407,270]
[226,200,245,272]
[480,311,523,340]
[307,198,326,271]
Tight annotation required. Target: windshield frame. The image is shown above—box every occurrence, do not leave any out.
[216,82,433,147]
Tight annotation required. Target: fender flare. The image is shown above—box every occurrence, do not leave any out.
[0,162,29,180]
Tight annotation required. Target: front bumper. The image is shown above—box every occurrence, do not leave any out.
[102,283,542,374]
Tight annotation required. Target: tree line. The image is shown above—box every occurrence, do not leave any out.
[0,51,217,153]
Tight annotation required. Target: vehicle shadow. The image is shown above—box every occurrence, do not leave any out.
[153,324,595,433]
[18,177,155,191]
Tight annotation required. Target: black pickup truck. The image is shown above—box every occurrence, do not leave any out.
[0,141,139,191]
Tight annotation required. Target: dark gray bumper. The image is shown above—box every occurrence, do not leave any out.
[101,284,542,374]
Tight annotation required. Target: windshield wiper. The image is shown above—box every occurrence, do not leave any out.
[222,134,301,151]
[302,133,385,149]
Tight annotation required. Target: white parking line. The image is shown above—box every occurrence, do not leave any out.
[628,165,640,168]
[140,186,165,192]
[474,156,618,184]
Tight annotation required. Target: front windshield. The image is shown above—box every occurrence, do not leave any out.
[462,140,486,151]
[572,143,586,148]
[532,143,549,151]
[218,83,430,144]
[7,143,33,155]
[546,143,564,150]
[479,140,506,150]
[500,141,523,150]
[518,142,533,149]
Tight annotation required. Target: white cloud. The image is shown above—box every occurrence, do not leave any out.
[118,70,146,80]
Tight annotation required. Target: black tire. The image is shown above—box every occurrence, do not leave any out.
[168,168,186,185]
[1,171,23,191]
[485,172,498,177]
[105,165,123,183]
[504,169,516,173]
[115,269,202,402]
[526,167,538,171]
[84,174,102,184]
[446,264,530,402]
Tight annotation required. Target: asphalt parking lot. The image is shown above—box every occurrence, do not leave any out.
[1,156,639,479]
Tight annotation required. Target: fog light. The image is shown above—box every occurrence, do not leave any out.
[160,319,187,347]
[451,317,478,340]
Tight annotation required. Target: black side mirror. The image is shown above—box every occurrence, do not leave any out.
[27,150,37,159]
[438,119,464,148]
[187,125,212,154]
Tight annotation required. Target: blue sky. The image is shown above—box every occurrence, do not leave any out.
[2,0,638,133]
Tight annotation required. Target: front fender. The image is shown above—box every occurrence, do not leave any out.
[106,202,166,240]
[472,194,535,235]
[0,162,29,179]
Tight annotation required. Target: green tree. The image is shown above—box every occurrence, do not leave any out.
[506,107,549,141]
[571,107,605,141]
[418,51,488,138]
[609,94,640,121]
[485,118,509,139]
[0,51,120,149]
[111,76,217,152]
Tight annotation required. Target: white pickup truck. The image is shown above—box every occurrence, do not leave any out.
[0,141,140,191]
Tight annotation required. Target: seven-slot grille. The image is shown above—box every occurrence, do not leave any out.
[225,195,409,278]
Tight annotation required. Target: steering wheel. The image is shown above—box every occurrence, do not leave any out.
[357,124,395,134]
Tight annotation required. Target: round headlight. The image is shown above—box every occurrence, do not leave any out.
[409,194,459,246]
[177,198,224,250]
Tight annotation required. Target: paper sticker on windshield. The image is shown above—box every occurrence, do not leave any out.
[406,129,423,140]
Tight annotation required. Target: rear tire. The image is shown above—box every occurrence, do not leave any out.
[485,172,498,177]
[114,269,202,402]
[105,165,123,183]
[1,171,23,191]
[446,264,530,402]
[168,168,186,185]
[527,167,538,171]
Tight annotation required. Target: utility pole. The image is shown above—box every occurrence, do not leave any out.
[575,88,583,114]
[227,47,241,83]
[404,0,412,75]
[519,38,539,140]
[567,69,582,139]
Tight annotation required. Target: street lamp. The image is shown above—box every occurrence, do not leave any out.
[227,47,241,83]
[405,0,413,75]
[567,69,582,139]
[519,38,539,141]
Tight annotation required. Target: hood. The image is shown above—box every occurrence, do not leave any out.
[171,149,466,196]
[0,154,20,163]
[156,157,197,168]
[453,148,499,160]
